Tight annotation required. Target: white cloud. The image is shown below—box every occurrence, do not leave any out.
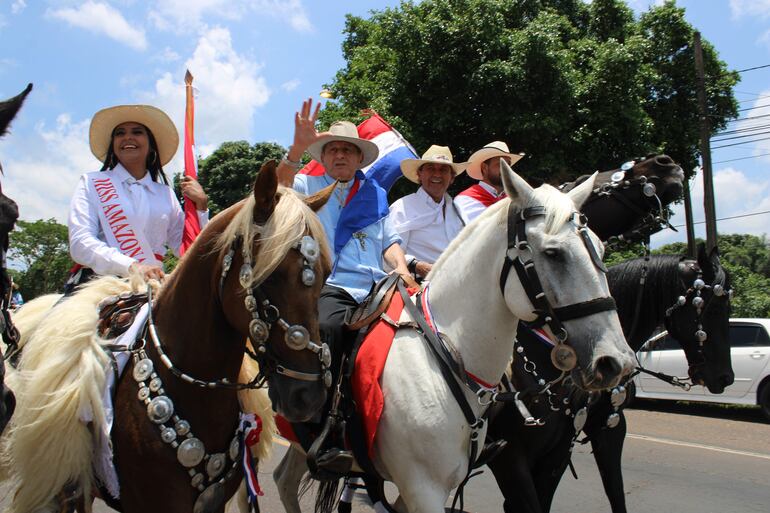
[1,115,94,223]
[154,47,181,63]
[141,26,271,171]
[47,1,148,51]
[149,0,312,34]
[730,0,770,19]
[11,1,27,15]
[280,79,300,92]
[651,167,770,248]
[726,88,770,163]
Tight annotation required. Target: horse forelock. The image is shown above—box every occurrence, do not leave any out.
[211,186,330,289]
[532,184,576,236]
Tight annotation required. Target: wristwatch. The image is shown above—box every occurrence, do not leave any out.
[281,153,302,171]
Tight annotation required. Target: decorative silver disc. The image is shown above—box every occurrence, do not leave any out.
[321,344,331,368]
[178,437,206,468]
[191,472,205,489]
[245,295,257,312]
[206,453,227,479]
[249,318,270,344]
[133,358,154,382]
[147,396,175,424]
[149,377,162,392]
[193,482,225,513]
[606,412,620,428]
[175,419,191,436]
[239,264,253,288]
[299,235,320,263]
[137,386,150,401]
[551,344,577,372]
[620,161,635,171]
[229,436,240,460]
[610,386,627,408]
[302,268,316,286]
[161,427,177,443]
[285,325,310,350]
[573,407,588,433]
[611,171,625,183]
[323,370,332,388]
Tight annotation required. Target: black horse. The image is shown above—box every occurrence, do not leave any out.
[487,244,733,513]
[0,83,32,433]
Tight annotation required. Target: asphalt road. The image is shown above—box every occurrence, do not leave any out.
[2,400,768,512]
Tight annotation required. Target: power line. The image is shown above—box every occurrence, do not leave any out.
[712,129,770,143]
[736,64,770,73]
[712,134,770,149]
[725,113,770,124]
[737,103,770,113]
[672,209,770,228]
[713,152,770,164]
[737,94,770,104]
[714,122,770,137]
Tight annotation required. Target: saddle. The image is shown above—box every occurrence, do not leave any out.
[345,273,401,331]
[97,292,148,340]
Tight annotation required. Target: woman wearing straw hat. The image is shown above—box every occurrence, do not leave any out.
[389,145,467,280]
[455,141,523,224]
[66,104,208,291]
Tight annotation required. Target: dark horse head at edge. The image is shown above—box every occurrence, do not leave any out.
[0,82,33,433]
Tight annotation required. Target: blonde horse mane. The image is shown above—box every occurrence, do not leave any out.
[211,186,330,289]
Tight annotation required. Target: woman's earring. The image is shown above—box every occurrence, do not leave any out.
[148,150,158,166]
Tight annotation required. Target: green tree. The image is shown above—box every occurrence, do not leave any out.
[196,141,286,215]
[317,0,737,195]
[9,218,70,299]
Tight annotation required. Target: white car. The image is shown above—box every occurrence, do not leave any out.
[633,318,770,421]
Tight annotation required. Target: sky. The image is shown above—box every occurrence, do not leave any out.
[0,0,769,250]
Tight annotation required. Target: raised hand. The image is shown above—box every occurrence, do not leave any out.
[290,98,326,158]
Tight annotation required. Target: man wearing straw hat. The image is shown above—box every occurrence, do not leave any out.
[455,141,523,224]
[388,145,466,280]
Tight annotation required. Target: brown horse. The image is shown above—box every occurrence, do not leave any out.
[2,162,334,513]
[0,83,32,434]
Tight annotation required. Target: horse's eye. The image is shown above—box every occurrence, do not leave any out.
[543,248,560,259]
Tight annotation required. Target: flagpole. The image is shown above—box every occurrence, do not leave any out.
[180,69,201,255]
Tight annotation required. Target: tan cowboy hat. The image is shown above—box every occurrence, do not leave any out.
[307,121,379,168]
[400,145,467,184]
[89,105,179,167]
[467,141,524,180]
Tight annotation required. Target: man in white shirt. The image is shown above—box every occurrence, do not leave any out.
[455,141,523,224]
[389,145,466,280]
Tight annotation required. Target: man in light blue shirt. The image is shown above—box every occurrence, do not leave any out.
[277,99,416,472]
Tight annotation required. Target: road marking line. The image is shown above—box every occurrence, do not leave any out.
[627,433,770,460]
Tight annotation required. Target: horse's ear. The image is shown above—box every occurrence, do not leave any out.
[304,180,335,212]
[501,159,534,208]
[0,83,32,137]
[566,171,597,210]
[252,160,279,224]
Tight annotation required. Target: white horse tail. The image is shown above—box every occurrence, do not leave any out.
[238,351,276,462]
[0,276,137,512]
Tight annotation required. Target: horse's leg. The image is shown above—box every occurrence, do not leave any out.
[487,441,543,513]
[586,412,628,513]
[273,444,307,513]
[532,431,574,513]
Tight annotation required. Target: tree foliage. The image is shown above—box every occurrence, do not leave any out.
[318,0,737,194]
[9,218,70,299]
[196,141,286,215]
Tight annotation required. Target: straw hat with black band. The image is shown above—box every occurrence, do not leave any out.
[466,141,523,181]
[89,105,179,167]
[307,121,379,169]
[400,145,467,184]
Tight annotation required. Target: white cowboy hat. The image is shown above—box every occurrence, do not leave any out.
[307,121,379,168]
[89,105,179,167]
[466,141,524,180]
[400,145,467,184]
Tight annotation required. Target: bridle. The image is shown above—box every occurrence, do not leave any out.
[499,204,617,372]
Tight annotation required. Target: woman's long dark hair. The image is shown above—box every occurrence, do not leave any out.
[100,124,170,184]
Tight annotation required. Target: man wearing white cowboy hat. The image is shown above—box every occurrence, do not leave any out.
[455,141,523,224]
[388,145,467,279]
[277,99,416,472]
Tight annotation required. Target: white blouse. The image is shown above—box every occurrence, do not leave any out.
[68,164,208,277]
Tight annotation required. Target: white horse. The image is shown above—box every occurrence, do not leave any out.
[268,162,637,513]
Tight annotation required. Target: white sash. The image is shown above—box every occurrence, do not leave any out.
[87,173,160,266]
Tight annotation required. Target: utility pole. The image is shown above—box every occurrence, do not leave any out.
[694,31,718,253]
[682,178,697,257]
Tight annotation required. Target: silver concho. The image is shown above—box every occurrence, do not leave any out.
[137,386,151,401]
[693,278,706,290]
[606,412,620,428]
[147,396,175,424]
[302,267,316,286]
[321,344,332,368]
[245,295,257,312]
[692,296,704,309]
[191,472,205,489]
[695,330,708,343]
[299,235,320,263]
[285,325,310,350]
[206,453,227,479]
[193,482,225,513]
[249,319,270,344]
[642,182,657,197]
[611,171,625,183]
[620,161,635,171]
[133,358,154,382]
[177,437,206,468]
[323,370,333,388]
[149,377,163,392]
[229,437,240,460]
[713,284,724,296]
[676,295,687,306]
[573,407,588,433]
[239,264,253,288]
[175,419,191,436]
[161,427,177,443]
[610,386,627,408]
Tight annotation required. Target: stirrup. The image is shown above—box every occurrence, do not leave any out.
[473,439,508,469]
